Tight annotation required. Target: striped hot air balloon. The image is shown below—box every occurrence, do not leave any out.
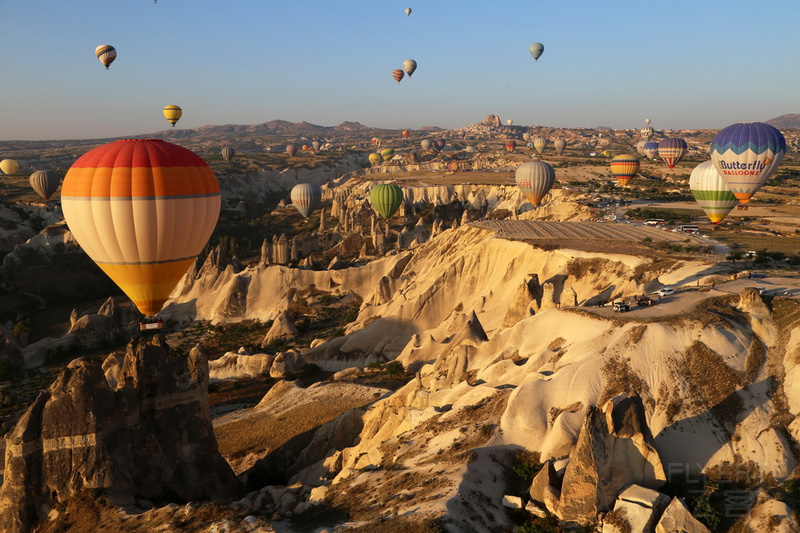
[61,139,220,316]
[515,161,555,207]
[29,170,61,200]
[95,44,116,69]
[533,137,547,154]
[163,105,182,127]
[290,183,321,218]
[710,122,786,204]
[221,147,235,162]
[657,137,687,169]
[505,140,517,153]
[368,153,382,166]
[689,161,739,225]
[380,147,395,162]
[643,141,659,161]
[370,183,404,219]
[609,154,640,187]
[392,69,404,83]
[553,139,567,155]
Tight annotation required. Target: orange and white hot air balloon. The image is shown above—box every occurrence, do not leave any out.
[609,154,640,187]
[61,139,220,316]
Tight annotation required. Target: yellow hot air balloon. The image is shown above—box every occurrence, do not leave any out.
[163,105,182,127]
[609,154,640,187]
[368,153,382,166]
[0,159,20,175]
[61,139,220,317]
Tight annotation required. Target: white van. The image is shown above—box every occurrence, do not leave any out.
[656,287,674,297]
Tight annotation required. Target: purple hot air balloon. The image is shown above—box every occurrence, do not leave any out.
[657,137,687,169]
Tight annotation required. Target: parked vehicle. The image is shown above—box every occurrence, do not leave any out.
[636,296,655,306]
[613,301,630,312]
[656,287,674,297]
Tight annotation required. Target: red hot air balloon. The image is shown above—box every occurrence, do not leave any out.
[392,69,405,83]
[402,130,410,139]
[505,141,517,153]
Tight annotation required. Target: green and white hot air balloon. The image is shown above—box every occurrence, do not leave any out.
[370,183,404,219]
[689,161,738,225]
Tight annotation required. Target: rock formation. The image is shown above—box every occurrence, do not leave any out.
[262,310,299,346]
[0,337,239,533]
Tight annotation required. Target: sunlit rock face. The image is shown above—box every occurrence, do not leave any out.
[0,337,239,533]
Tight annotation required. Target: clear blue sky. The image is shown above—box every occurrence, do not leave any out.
[1,0,799,141]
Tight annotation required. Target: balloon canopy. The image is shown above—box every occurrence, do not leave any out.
[221,147,235,162]
[61,139,220,316]
[290,183,321,218]
[529,42,544,61]
[515,161,555,207]
[29,170,61,200]
[370,183,403,219]
[657,138,687,169]
[163,105,182,127]
[95,44,116,69]
[609,154,640,187]
[710,122,786,204]
[689,161,739,225]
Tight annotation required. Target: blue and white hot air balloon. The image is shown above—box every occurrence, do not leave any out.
[710,122,786,204]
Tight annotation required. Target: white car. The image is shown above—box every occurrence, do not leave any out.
[656,287,674,297]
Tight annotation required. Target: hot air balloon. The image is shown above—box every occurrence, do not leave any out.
[529,42,544,61]
[290,183,321,218]
[392,69,405,83]
[635,140,648,157]
[286,144,297,157]
[405,7,412,16]
[221,147,235,162]
[643,141,659,161]
[522,132,531,142]
[403,59,417,77]
[163,105,182,127]
[0,159,19,175]
[657,138,687,169]
[640,126,654,140]
[29,170,60,200]
[710,122,786,204]
[609,154,640,187]
[434,139,446,152]
[505,141,517,153]
[402,130,410,139]
[533,137,547,154]
[553,139,567,155]
[515,161,555,207]
[95,44,116,69]
[369,153,382,166]
[312,140,322,151]
[507,119,513,126]
[380,147,395,162]
[61,139,220,317]
[420,139,432,151]
[449,162,460,172]
[370,184,403,219]
[645,118,651,125]
[690,161,739,225]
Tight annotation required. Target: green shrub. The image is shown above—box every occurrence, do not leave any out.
[384,361,405,377]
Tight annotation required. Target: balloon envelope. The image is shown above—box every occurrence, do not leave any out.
[515,161,555,207]
[609,154,640,187]
[420,139,432,150]
[61,139,220,316]
[643,141,659,160]
[290,183,321,218]
[635,140,648,157]
[29,170,60,200]
[392,69,404,83]
[689,161,738,225]
[401,130,409,139]
[506,119,513,126]
[533,137,547,154]
[403,59,417,77]
[640,126,654,140]
[529,42,544,61]
[645,118,651,125]
[505,141,516,152]
[0,159,19,175]
[657,138,687,169]
[553,139,567,155]
[221,147,235,162]
[163,105,182,127]
[405,7,411,15]
[312,141,322,151]
[370,184,403,218]
[380,147,395,162]
[95,44,116,69]
[522,133,531,142]
[368,153,382,165]
[286,144,297,156]
[710,122,786,203]
[434,139,445,152]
